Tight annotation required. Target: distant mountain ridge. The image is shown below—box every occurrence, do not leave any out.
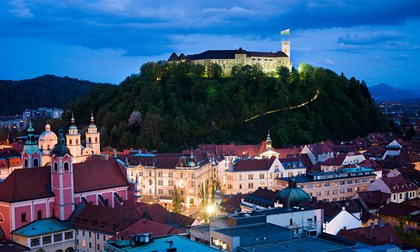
[0,75,101,115]
[369,83,420,102]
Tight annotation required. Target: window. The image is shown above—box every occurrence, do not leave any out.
[169,172,173,177]
[65,231,73,239]
[21,212,27,222]
[347,188,353,192]
[248,183,253,189]
[37,210,42,220]
[89,242,92,248]
[97,244,100,250]
[248,174,253,180]
[82,230,85,236]
[97,234,100,239]
[239,184,242,189]
[149,171,152,177]
[227,184,233,189]
[54,233,62,242]
[89,232,91,238]
[149,179,153,185]
[158,189,163,194]
[54,162,58,171]
[191,181,196,187]
[43,235,52,244]
[31,238,40,247]
[180,173,183,178]
[168,180,174,186]
[158,180,163,186]
[64,162,69,171]
[259,173,264,179]
[169,189,173,195]
[33,159,39,167]
[103,235,106,241]
[158,172,163,177]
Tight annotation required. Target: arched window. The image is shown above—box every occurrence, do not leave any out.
[54,162,58,171]
[24,159,28,168]
[69,139,72,145]
[33,159,39,167]
[76,139,79,145]
[95,137,98,143]
[88,137,92,143]
[64,162,69,171]
[48,145,50,149]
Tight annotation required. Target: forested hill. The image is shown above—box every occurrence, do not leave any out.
[68,62,389,152]
[0,75,103,115]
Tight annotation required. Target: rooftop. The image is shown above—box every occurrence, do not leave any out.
[11,218,73,237]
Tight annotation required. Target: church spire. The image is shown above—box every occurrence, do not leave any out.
[266,130,272,151]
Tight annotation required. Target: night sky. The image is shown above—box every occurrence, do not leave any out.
[1,0,420,89]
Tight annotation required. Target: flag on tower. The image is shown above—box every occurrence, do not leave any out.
[281,29,290,35]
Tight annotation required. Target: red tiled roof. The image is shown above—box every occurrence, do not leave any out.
[382,175,417,193]
[71,204,139,233]
[111,218,181,240]
[73,156,129,193]
[233,159,271,171]
[0,156,129,202]
[134,203,195,228]
[355,190,390,210]
[220,194,248,214]
[337,223,403,246]
[321,154,346,166]
[0,167,53,202]
[378,202,420,223]
[0,159,7,168]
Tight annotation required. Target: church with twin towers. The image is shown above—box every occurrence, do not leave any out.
[22,113,101,168]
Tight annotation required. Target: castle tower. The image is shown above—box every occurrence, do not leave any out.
[281,29,291,57]
[85,112,100,155]
[21,121,42,168]
[66,113,82,162]
[51,128,74,220]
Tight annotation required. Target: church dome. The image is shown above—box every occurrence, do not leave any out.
[274,178,310,208]
[38,124,58,149]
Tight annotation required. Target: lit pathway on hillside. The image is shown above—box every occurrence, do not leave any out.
[244,89,320,122]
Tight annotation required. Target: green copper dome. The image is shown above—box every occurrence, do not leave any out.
[275,178,310,208]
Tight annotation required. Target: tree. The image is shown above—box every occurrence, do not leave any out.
[172,185,181,213]
[127,110,142,128]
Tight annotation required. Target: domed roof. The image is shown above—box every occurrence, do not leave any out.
[39,124,58,143]
[52,128,70,157]
[275,178,310,208]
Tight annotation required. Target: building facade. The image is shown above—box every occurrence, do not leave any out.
[276,167,376,202]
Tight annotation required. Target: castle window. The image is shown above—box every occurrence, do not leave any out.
[88,137,92,143]
[64,162,69,171]
[24,159,28,168]
[95,137,98,143]
[54,162,58,171]
[33,159,39,167]
[37,210,42,219]
[70,139,72,145]
[76,139,79,144]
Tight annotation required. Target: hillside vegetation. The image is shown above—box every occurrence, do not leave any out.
[67,62,389,151]
[0,75,99,115]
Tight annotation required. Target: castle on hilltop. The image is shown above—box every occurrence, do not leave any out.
[168,33,292,77]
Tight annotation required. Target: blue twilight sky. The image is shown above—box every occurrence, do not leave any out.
[1,0,420,89]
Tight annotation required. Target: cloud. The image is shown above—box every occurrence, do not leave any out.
[8,0,33,17]
[337,31,403,46]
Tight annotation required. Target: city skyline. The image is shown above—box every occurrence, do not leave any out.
[1,0,420,89]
